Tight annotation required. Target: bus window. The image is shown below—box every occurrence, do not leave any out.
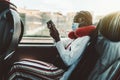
[10,0,120,43]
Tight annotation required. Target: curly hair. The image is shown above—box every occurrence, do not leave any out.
[73,11,92,26]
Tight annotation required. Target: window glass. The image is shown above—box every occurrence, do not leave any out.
[18,9,74,43]
[11,0,120,43]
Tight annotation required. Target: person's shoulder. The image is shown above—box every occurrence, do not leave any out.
[78,36,90,39]
[75,36,90,43]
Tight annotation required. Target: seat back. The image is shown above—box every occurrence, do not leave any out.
[112,59,120,80]
[113,68,120,80]
[68,22,120,80]
[68,28,100,80]
[0,1,24,79]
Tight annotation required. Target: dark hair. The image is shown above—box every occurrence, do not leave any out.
[73,11,92,26]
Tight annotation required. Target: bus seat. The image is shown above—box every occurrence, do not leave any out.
[112,61,120,80]
[0,1,24,79]
[113,68,120,80]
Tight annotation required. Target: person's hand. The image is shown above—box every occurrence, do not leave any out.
[47,21,60,42]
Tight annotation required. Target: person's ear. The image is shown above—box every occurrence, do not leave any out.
[78,18,82,22]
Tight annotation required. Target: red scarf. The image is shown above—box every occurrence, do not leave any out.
[68,26,96,39]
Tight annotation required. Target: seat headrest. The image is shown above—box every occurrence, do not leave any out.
[68,26,96,39]
[98,12,120,42]
[0,1,24,58]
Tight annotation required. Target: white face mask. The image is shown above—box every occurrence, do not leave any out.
[72,23,79,31]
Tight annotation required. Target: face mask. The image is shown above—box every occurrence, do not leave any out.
[72,23,79,31]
